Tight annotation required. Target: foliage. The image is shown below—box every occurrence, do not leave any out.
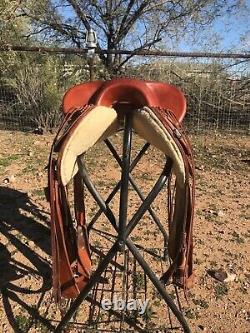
[0,53,63,130]
[0,0,248,131]
[0,1,64,130]
[0,0,29,44]
[17,0,247,73]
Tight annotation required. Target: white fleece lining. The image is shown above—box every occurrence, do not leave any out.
[60,105,186,188]
[60,106,118,185]
[132,107,187,259]
[59,104,187,261]
[133,107,185,186]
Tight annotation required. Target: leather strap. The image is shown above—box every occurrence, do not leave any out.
[47,104,195,301]
[152,107,195,289]
[48,106,94,300]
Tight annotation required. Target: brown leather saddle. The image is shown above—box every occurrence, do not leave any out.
[48,78,195,301]
[62,78,186,120]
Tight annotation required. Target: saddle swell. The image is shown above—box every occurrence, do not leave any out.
[48,78,195,301]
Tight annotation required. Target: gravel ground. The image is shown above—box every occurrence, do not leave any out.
[0,130,249,333]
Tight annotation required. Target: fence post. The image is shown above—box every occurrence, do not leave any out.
[86,28,97,81]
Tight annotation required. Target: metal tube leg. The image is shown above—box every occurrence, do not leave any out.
[125,159,172,237]
[55,242,119,332]
[118,113,132,244]
[105,138,169,251]
[88,142,150,231]
[55,115,191,332]
[78,159,117,230]
[126,239,191,333]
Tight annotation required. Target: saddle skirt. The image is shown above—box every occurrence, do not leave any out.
[48,78,195,301]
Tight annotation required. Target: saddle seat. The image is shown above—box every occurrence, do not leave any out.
[60,79,187,187]
[62,78,186,122]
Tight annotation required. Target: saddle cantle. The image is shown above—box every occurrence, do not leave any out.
[62,78,186,121]
[48,78,195,301]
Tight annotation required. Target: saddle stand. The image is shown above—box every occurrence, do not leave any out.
[48,79,195,333]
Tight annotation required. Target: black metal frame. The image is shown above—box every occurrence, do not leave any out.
[55,113,191,333]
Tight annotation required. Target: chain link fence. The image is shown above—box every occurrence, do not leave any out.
[0,51,249,133]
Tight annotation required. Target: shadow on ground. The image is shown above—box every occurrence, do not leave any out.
[0,186,187,333]
[0,186,54,332]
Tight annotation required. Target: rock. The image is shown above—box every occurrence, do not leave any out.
[3,175,15,184]
[216,210,225,217]
[213,269,228,282]
[203,208,216,215]
[224,273,236,283]
[33,127,44,135]
[208,269,236,283]
[198,324,207,331]
[3,178,9,184]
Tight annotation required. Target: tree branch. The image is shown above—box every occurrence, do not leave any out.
[20,9,82,46]
[67,0,91,30]
[116,0,151,43]
[117,36,162,69]
[67,0,107,62]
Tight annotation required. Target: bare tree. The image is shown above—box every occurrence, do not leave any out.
[13,0,247,72]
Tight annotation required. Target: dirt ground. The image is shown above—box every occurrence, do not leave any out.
[0,129,249,333]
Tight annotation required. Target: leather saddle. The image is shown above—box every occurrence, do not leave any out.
[48,78,195,301]
[62,78,186,121]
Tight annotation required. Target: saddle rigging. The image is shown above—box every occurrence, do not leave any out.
[47,78,195,302]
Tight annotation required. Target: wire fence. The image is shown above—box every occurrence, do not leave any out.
[0,50,249,133]
[128,58,249,133]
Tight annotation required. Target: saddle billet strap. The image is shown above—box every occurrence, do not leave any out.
[49,175,90,301]
[151,107,195,289]
[73,173,91,278]
[165,109,195,286]
[49,159,61,301]
[48,106,94,300]
[49,160,80,301]
[163,109,195,288]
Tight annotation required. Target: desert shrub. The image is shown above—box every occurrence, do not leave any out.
[0,52,65,130]
[3,55,63,130]
[0,51,94,130]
